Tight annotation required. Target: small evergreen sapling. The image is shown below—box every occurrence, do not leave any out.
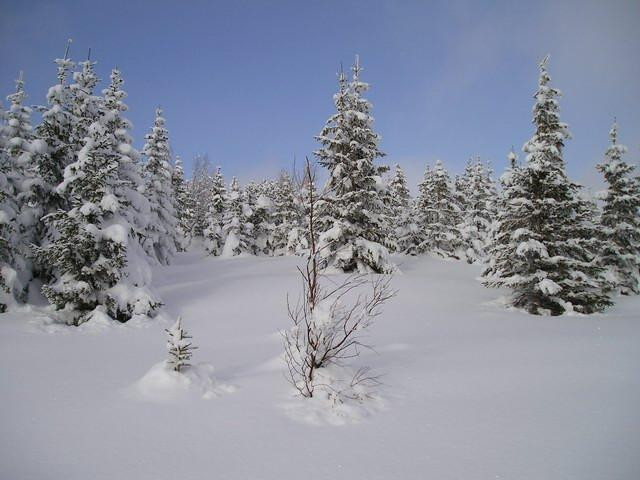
[165,317,197,372]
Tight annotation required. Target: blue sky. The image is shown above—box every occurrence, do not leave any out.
[1,0,639,191]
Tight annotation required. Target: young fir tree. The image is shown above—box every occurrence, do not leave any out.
[387,164,411,252]
[595,121,640,295]
[271,171,299,255]
[221,177,253,257]
[314,57,392,273]
[458,159,497,264]
[142,108,178,265]
[410,160,462,258]
[204,166,227,255]
[35,115,160,325]
[483,56,610,315]
[165,317,197,373]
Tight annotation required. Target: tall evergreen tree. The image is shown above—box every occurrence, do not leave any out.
[0,100,22,311]
[172,156,195,250]
[102,68,151,247]
[189,154,213,238]
[286,172,315,255]
[387,164,411,252]
[221,177,252,257]
[272,171,299,255]
[483,56,610,315]
[142,108,178,265]
[247,180,274,255]
[34,43,77,229]
[314,57,392,273]
[457,159,496,264]
[35,116,159,325]
[595,121,640,295]
[204,166,227,255]
[408,160,462,258]
[70,57,102,150]
[2,73,42,299]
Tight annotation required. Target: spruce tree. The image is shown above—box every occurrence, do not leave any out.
[595,121,640,295]
[483,56,610,315]
[0,101,22,311]
[387,164,411,252]
[314,57,392,273]
[204,166,227,255]
[189,154,213,238]
[172,156,195,250]
[286,173,315,255]
[221,177,253,256]
[70,57,102,150]
[165,317,197,372]
[271,171,299,255]
[142,108,178,265]
[2,73,42,300]
[411,160,462,258]
[34,44,77,229]
[458,159,496,264]
[102,68,151,248]
[35,117,159,325]
[248,180,274,255]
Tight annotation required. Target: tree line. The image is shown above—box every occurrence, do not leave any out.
[1,47,639,321]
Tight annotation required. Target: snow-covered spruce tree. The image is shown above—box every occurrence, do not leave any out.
[0,102,21,311]
[165,317,197,372]
[35,115,161,325]
[286,169,316,255]
[272,171,300,255]
[240,180,274,256]
[314,57,392,273]
[34,44,77,235]
[142,108,179,265]
[103,68,150,239]
[203,166,227,255]
[99,67,160,314]
[458,159,497,264]
[410,160,462,258]
[387,164,411,252]
[2,73,44,302]
[595,121,640,295]
[70,57,102,151]
[189,154,213,238]
[221,177,253,256]
[283,160,394,400]
[483,56,610,315]
[172,156,196,250]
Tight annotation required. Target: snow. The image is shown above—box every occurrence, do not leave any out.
[1,250,639,479]
[128,361,235,403]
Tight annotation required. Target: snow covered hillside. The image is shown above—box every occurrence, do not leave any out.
[1,250,639,480]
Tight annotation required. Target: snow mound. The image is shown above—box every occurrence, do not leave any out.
[128,361,235,403]
[281,364,385,426]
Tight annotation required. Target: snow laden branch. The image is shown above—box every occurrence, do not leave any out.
[282,159,395,400]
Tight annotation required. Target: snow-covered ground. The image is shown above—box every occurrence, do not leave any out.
[1,250,639,480]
